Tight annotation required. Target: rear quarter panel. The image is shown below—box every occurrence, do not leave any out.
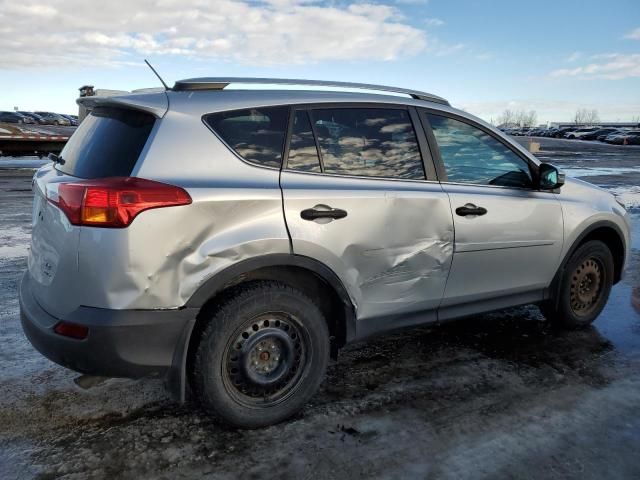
[78,103,290,310]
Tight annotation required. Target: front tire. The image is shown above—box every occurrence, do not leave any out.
[192,281,330,428]
[542,240,614,328]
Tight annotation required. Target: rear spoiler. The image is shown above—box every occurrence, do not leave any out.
[76,92,168,119]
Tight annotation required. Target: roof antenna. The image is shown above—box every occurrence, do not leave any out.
[144,59,170,91]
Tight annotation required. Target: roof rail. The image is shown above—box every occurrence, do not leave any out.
[172,77,449,106]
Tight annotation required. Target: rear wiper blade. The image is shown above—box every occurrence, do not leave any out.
[47,153,66,165]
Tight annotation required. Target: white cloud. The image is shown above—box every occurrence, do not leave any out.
[550,53,640,80]
[567,51,582,62]
[0,0,433,68]
[624,27,640,40]
[424,17,444,27]
[432,42,465,56]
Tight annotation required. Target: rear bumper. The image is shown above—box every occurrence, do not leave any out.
[19,272,196,380]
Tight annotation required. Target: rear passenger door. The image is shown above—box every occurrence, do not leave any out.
[281,105,454,330]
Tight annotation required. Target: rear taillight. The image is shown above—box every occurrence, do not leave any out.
[47,177,191,228]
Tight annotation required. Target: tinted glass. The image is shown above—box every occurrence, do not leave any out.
[427,114,532,188]
[287,111,321,172]
[57,107,155,179]
[310,108,424,180]
[204,107,288,168]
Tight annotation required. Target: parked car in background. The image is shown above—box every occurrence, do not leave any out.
[605,130,640,145]
[18,111,48,125]
[597,131,620,142]
[529,128,548,136]
[34,112,72,126]
[553,127,575,138]
[0,111,35,124]
[20,77,631,428]
[59,114,79,126]
[580,128,620,141]
[565,127,599,139]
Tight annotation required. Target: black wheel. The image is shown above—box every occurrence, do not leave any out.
[541,240,614,328]
[192,281,329,428]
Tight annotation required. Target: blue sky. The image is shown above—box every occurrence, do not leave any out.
[0,0,638,123]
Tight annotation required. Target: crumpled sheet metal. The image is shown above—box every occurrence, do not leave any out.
[77,188,291,310]
[284,190,455,321]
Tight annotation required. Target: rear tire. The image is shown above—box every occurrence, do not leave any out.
[192,281,330,428]
[541,240,614,328]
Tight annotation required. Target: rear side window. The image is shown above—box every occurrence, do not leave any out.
[308,108,424,180]
[57,107,155,179]
[204,107,288,168]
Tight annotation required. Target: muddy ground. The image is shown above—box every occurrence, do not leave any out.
[1,137,639,479]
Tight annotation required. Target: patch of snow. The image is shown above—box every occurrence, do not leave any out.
[0,226,31,259]
[608,185,640,209]
[560,166,640,178]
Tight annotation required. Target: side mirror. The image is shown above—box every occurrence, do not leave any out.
[538,163,565,190]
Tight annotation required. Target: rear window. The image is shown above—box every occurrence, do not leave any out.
[56,107,155,179]
[203,107,289,168]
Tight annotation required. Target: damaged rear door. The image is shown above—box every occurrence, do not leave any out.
[281,105,454,330]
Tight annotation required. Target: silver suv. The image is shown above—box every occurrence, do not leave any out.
[20,78,631,428]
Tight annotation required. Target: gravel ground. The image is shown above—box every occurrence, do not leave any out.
[0,137,639,479]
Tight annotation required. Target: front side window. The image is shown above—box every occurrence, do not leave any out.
[204,106,289,168]
[427,114,533,188]
[307,108,425,180]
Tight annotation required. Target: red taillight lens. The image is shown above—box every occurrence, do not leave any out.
[53,321,89,340]
[48,177,191,228]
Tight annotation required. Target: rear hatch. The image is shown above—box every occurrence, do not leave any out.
[28,106,157,318]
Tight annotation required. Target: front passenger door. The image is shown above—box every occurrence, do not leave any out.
[422,112,564,319]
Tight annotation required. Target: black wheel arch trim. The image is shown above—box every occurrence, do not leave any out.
[544,219,627,306]
[185,253,355,317]
[168,254,357,402]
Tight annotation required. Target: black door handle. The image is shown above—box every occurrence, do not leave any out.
[301,205,348,221]
[455,203,487,217]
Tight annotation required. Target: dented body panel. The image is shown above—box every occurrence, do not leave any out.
[281,171,454,325]
[77,99,291,310]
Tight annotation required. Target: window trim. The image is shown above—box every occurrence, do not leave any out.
[283,102,438,182]
[419,107,542,191]
[307,110,326,173]
[201,106,291,171]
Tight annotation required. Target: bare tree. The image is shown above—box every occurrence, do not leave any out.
[499,109,516,127]
[499,108,537,127]
[524,110,537,127]
[574,108,600,125]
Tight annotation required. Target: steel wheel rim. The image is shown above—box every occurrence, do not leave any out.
[569,256,604,316]
[222,313,309,408]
